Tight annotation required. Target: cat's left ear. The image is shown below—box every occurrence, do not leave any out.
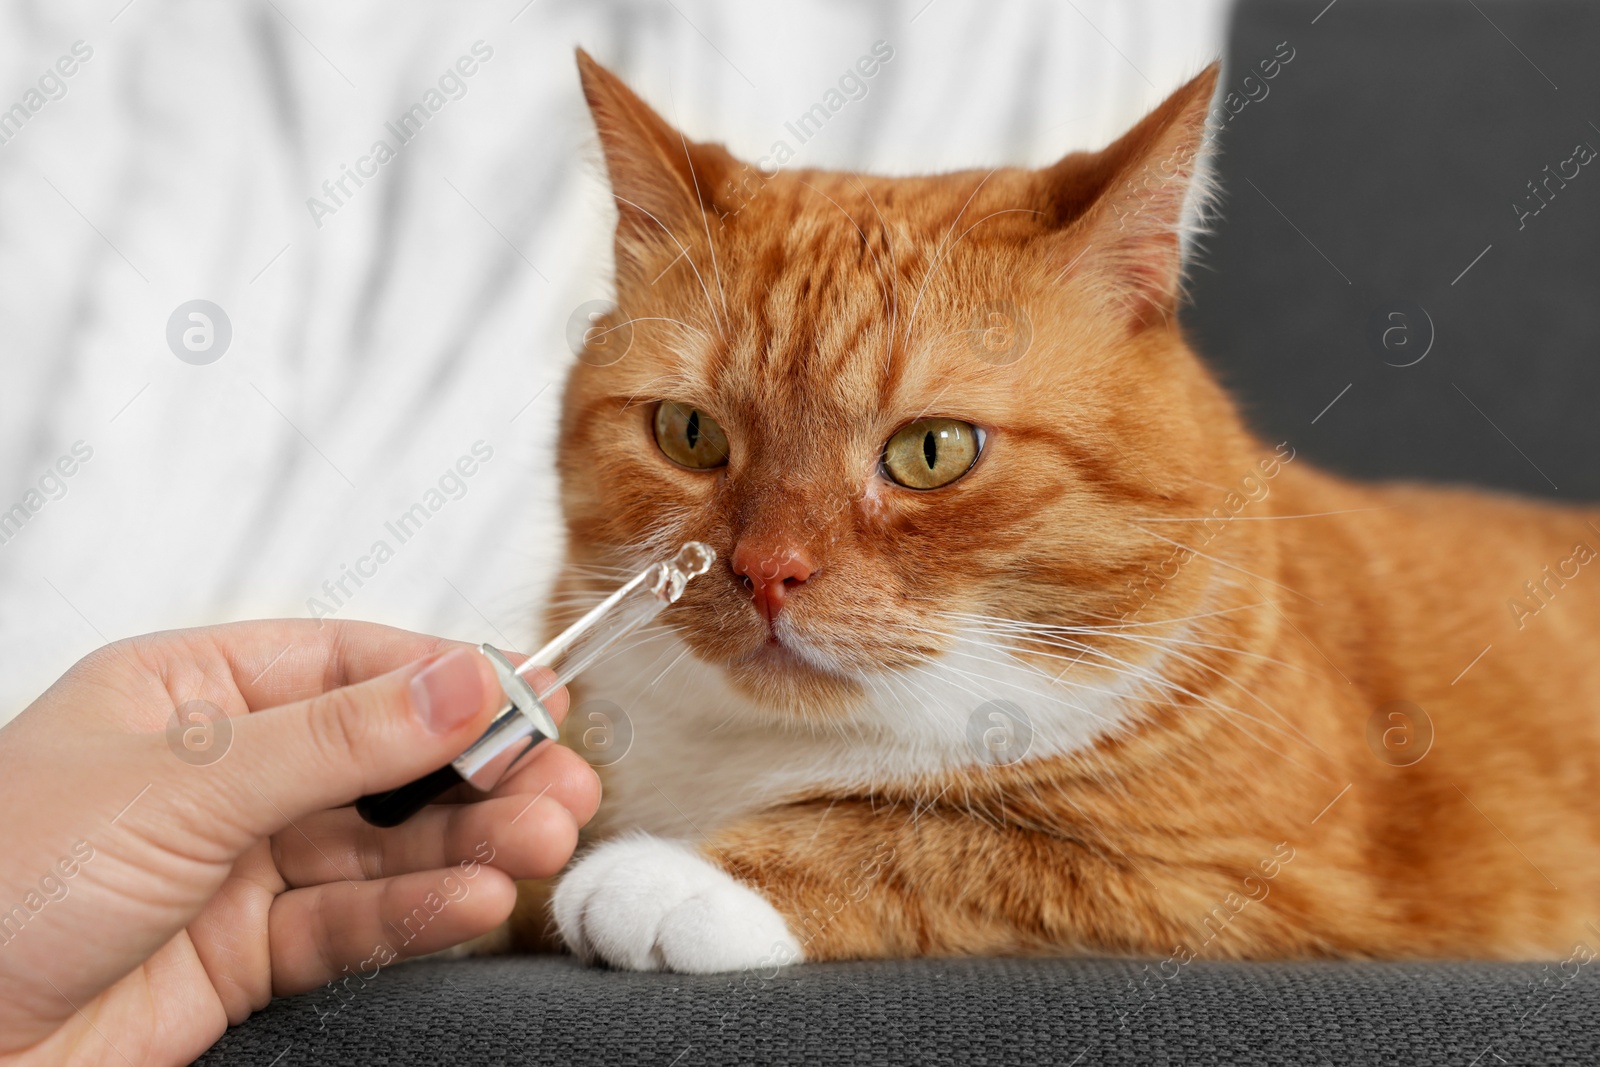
[1041,64,1220,325]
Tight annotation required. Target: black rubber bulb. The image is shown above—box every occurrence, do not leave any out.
[356,764,466,828]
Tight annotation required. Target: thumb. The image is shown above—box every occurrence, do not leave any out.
[206,646,504,839]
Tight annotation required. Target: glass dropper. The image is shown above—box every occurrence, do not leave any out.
[356,542,715,827]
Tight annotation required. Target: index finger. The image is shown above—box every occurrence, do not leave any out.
[192,619,464,711]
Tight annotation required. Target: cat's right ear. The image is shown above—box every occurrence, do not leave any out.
[576,50,736,280]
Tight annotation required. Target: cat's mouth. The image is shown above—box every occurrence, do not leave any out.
[741,622,822,669]
[723,609,858,685]
[716,631,868,715]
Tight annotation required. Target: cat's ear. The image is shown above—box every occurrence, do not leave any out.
[1042,64,1220,325]
[576,50,737,278]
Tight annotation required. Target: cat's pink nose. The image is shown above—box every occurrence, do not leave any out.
[731,541,814,625]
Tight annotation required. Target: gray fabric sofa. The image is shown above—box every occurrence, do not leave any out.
[199,956,1595,1065]
[198,2,1600,1062]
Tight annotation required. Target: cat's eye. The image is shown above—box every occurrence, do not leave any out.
[882,418,983,490]
[653,401,730,469]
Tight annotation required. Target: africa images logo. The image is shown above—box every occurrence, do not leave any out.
[305,41,495,229]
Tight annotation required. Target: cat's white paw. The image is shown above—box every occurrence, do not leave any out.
[552,835,802,973]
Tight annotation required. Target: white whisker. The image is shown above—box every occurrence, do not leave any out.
[1133,525,1322,605]
[902,168,998,350]
[1134,506,1395,523]
[613,193,722,334]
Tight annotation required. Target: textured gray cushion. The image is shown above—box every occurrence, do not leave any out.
[197,956,1600,1065]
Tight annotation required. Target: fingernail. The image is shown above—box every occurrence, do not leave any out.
[411,649,484,734]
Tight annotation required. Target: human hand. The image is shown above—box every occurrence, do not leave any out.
[0,619,599,1066]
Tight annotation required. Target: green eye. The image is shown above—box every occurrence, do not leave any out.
[653,401,730,469]
[882,418,983,489]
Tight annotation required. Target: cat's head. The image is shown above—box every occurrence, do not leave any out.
[557,51,1256,725]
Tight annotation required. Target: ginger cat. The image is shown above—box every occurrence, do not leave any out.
[522,51,1600,973]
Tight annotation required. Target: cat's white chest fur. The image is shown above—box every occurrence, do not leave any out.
[551,626,1156,972]
[573,628,1146,837]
